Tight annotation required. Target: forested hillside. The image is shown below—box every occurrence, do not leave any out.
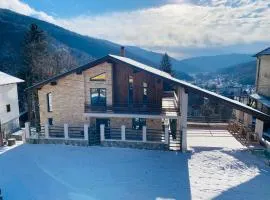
[0,9,193,81]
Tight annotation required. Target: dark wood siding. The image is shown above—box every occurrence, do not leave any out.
[113,62,163,107]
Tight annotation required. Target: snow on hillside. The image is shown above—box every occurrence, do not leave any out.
[0,144,269,200]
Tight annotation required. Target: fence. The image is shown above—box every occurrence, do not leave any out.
[24,122,171,150]
[25,122,89,142]
[100,125,169,144]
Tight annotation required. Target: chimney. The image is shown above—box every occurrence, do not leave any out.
[120,46,125,57]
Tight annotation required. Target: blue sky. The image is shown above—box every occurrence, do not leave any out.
[1,0,270,58]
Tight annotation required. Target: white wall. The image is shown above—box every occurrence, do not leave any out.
[0,83,20,127]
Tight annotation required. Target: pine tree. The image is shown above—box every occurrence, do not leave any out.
[160,53,174,91]
[21,24,49,127]
[21,23,49,86]
[159,53,173,76]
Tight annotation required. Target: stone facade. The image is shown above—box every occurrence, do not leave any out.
[38,62,112,125]
[38,72,85,125]
[110,118,133,128]
[38,61,163,130]
[146,119,162,129]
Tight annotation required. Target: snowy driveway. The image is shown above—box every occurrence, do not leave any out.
[187,128,270,200]
[0,140,269,200]
[187,128,245,150]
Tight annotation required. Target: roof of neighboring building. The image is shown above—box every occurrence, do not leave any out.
[250,93,270,108]
[254,47,270,57]
[0,71,24,86]
[26,54,270,121]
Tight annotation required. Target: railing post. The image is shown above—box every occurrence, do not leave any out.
[84,124,89,140]
[100,124,105,141]
[45,124,49,138]
[25,122,30,139]
[121,125,126,141]
[143,126,147,142]
[64,123,69,139]
[165,127,169,144]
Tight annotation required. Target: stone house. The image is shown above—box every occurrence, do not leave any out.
[26,48,269,150]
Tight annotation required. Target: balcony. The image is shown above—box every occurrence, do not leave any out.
[84,91,180,116]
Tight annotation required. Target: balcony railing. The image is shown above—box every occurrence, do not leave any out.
[85,103,179,115]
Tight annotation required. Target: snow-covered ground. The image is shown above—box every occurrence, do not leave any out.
[0,140,23,155]
[0,129,269,200]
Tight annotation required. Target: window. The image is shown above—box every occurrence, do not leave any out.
[90,88,106,106]
[48,118,53,125]
[90,73,106,81]
[6,104,11,112]
[128,76,134,104]
[143,82,148,104]
[132,118,146,130]
[47,93,53,112]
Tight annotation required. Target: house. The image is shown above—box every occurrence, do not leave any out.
[250,47,270,141]
[234,47,270,143]
[0,71,24,134]
[26,47,270,151]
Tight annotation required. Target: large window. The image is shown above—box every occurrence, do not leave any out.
[47,93,53,112]
[132,118,146,130]
[90,88,106,106]
[128,76,134,104]
[143,82,148,104]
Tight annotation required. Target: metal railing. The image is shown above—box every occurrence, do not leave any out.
[30,125,45,137]
[49,125,64,138]
[147,129,165,142]
[85,103,179,114]
[105,127,121,140]
[68,126,84,139]
[101,125,168,144]
[125,128,143,141]
[26,123,89,141]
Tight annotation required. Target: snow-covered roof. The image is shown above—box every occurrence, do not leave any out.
[109,54,172,79]
[250,93,270,108]
[0,71,24,86]
[254,47,270,57]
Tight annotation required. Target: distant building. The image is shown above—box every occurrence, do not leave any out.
[235,47,270,142]
[0,71,24,134]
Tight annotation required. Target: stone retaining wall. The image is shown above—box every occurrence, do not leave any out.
[101,140,168,150]
[26,138,88,146]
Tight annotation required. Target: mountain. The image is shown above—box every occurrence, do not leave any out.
[218,60,256,85]
[179,54,255,73]
[127,46,256,74]
[0,9,193,81]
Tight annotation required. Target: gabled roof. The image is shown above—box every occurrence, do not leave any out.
[26,54,270,121]
[0,71,24,86]
[254,47,270,57]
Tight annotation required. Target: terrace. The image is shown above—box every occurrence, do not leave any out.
[84,91,180,117]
